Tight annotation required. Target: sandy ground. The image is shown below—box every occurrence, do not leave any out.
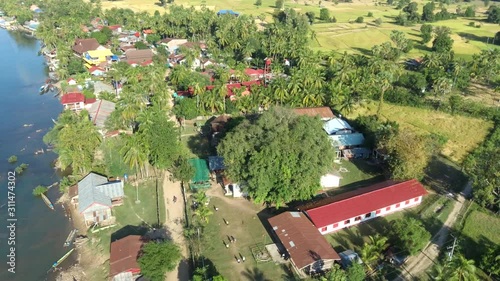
[396,181,473,280]
[163,172,190,281]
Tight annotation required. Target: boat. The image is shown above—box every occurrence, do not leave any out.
[23,124,33,127]
[63,229,78,247]
[51,248,75,269]
[40,193,54,210]
[34,148,44,155]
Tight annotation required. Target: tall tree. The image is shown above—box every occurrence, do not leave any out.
[218,107,334,206]
[138,241,182,281]
[389,217,431,255]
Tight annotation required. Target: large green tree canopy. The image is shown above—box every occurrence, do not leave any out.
[138,241,181,281]
[218,107,334,206]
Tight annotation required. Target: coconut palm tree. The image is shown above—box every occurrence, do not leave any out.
[447,255,479,281]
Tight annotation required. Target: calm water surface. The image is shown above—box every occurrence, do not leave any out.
[0,29,72,281]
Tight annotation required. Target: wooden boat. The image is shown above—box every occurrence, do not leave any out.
[40,193,54,210]
[63,229,78,247]
[51,248,75,269]
[34,148,44,155]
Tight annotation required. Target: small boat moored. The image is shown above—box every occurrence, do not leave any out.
[40,193,54,210]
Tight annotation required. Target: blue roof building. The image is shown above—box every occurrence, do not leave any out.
[323,118,353,135]
[329,133,365,148]
[208,156,225,171]
[217,10,240,16]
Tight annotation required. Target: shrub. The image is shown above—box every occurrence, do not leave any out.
[255,0,262,6]
[331,16,337,23]
[319,8,331,21]
[8,155,17,163]
[468,21,475,26]
[464,6,475,17]
[15,163,28,174]
[355,16,364,23]
[375,18,383,25]
[368,12,373,17]
[32,185,48,197]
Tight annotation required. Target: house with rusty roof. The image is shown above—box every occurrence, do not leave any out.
[293,107,335,121]
[75,172,124,226]
[110,235,143,281]
[88,99,116,131]
[268,211,340,277]
[301,179,427,235]
[124,49,153,65]
[72,38,101,56]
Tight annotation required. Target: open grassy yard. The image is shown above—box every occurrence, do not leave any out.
[461,207,500,262]
[197,194,289,281]
[346,101,494,162]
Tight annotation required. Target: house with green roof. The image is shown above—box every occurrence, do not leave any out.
[188,158,211,190]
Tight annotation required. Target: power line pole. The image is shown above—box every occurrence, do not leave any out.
[447,235,458,261]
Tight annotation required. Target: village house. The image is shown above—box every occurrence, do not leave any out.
[301,179,428,235]
[60,92,95,111]
[268,211,341,277]
[110,235,143,281]
[82,48,116,68]
[293,107,335,121]
[67,78,77,86]
[88,66,106,76]
[72,38,100,57]
[160,38,188,53]
[323,118,354,135]
[73,172,125,226]
[124,49,153,65]
[88,99,116,132]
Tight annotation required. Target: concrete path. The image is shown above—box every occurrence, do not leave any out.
[395,182,472,280]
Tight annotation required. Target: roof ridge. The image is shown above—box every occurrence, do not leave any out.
[310,179,416,211]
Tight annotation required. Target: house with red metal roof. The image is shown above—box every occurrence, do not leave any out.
[110,235,143,281]
[61,93,96,111]
[302,179,427,235]
[268,211,340,277]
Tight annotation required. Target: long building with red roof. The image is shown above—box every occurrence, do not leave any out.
[301,179,427,235]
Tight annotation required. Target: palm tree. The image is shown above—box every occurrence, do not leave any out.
[447,255,478,281]
[361,234,388,272]
[121,134,149,179]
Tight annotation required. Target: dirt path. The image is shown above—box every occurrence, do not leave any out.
[162,172,190,281]
[395,182,473,280]
[205,182,258,214]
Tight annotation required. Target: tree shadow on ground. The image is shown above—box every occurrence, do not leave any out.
[111,224,149,242]
[191,256,221,278]
[186,134,214,158]
[408,32,421,38]
[457,32,493,44]
[241,267,272,281]
[423,156,467,193]
[326,175,386,197]
[351,47,373,56]
[280,263,301,281]
[413,43,433,53]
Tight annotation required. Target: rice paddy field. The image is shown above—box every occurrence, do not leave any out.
[97,0,499,58]
[346,101,494,162]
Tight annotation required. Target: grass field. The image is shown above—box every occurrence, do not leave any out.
[346,101,494,162]
[198,195,288,281]
[461,207,500,262]
[97,0,499,58]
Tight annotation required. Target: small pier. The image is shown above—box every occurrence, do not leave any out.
[63,229,78,247]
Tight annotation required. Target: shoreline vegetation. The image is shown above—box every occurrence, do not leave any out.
[0,0,498,280]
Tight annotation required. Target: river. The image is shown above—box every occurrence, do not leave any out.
[0,29,73,281]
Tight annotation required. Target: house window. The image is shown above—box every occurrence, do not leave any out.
[344,219,350,225]
[333,223,338,228]
[405,200,410,205]
[414,197,419,202]
[321,227,327,232]
[396,203,401,208]
[365,212,372,218]
[355,216,362,221]
[386,206,391,211]
[376,210,381,214]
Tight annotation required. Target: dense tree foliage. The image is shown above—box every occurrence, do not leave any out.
[361,234,388,271]
[432,26,454,53]
[390,217,431,255]
[480,245,500,278]
[173,97,199,120]
[138,241,182,281]
[486,6,500,23]
[218,107,334,206]
[43,110,101,175]
[463,125,500,211]
[420,24,433,44]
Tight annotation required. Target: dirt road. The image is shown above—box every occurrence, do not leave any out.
[395,182,472,280]
[163,172,190,281]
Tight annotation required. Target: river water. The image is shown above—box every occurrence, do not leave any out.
[0,29,73,281]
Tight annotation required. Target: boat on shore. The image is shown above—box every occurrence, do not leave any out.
[63,229,78,247]
[40,193,54,210]
[50,248,75,271]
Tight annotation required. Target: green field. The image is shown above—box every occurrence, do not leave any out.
[461,207,500,262]
[346,101,494,162]
[98,0,499,58]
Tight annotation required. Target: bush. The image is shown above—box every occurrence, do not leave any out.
[32,185,48,197]
[464,6,475,17]
[367,12,373,17]
[15,163,28,174]
[468,21,475,26]
[331,16,337,23]
[319,8,331,21]
[355,16,364,23]
[255,0,262,6]
[375,18,383,25]
[8,155,17,163]
[275,0,284,9]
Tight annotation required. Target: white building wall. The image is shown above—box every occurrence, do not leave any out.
[317,196,423,235]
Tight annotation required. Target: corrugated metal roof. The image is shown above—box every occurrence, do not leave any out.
[78,184,111,213]
[304,179,428,228]
[293,107,335,120]
[268,212,340,270]
[328,133,365,147]
[323,118,353,135]
[89,99,116,128]
[96,181,124,199]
